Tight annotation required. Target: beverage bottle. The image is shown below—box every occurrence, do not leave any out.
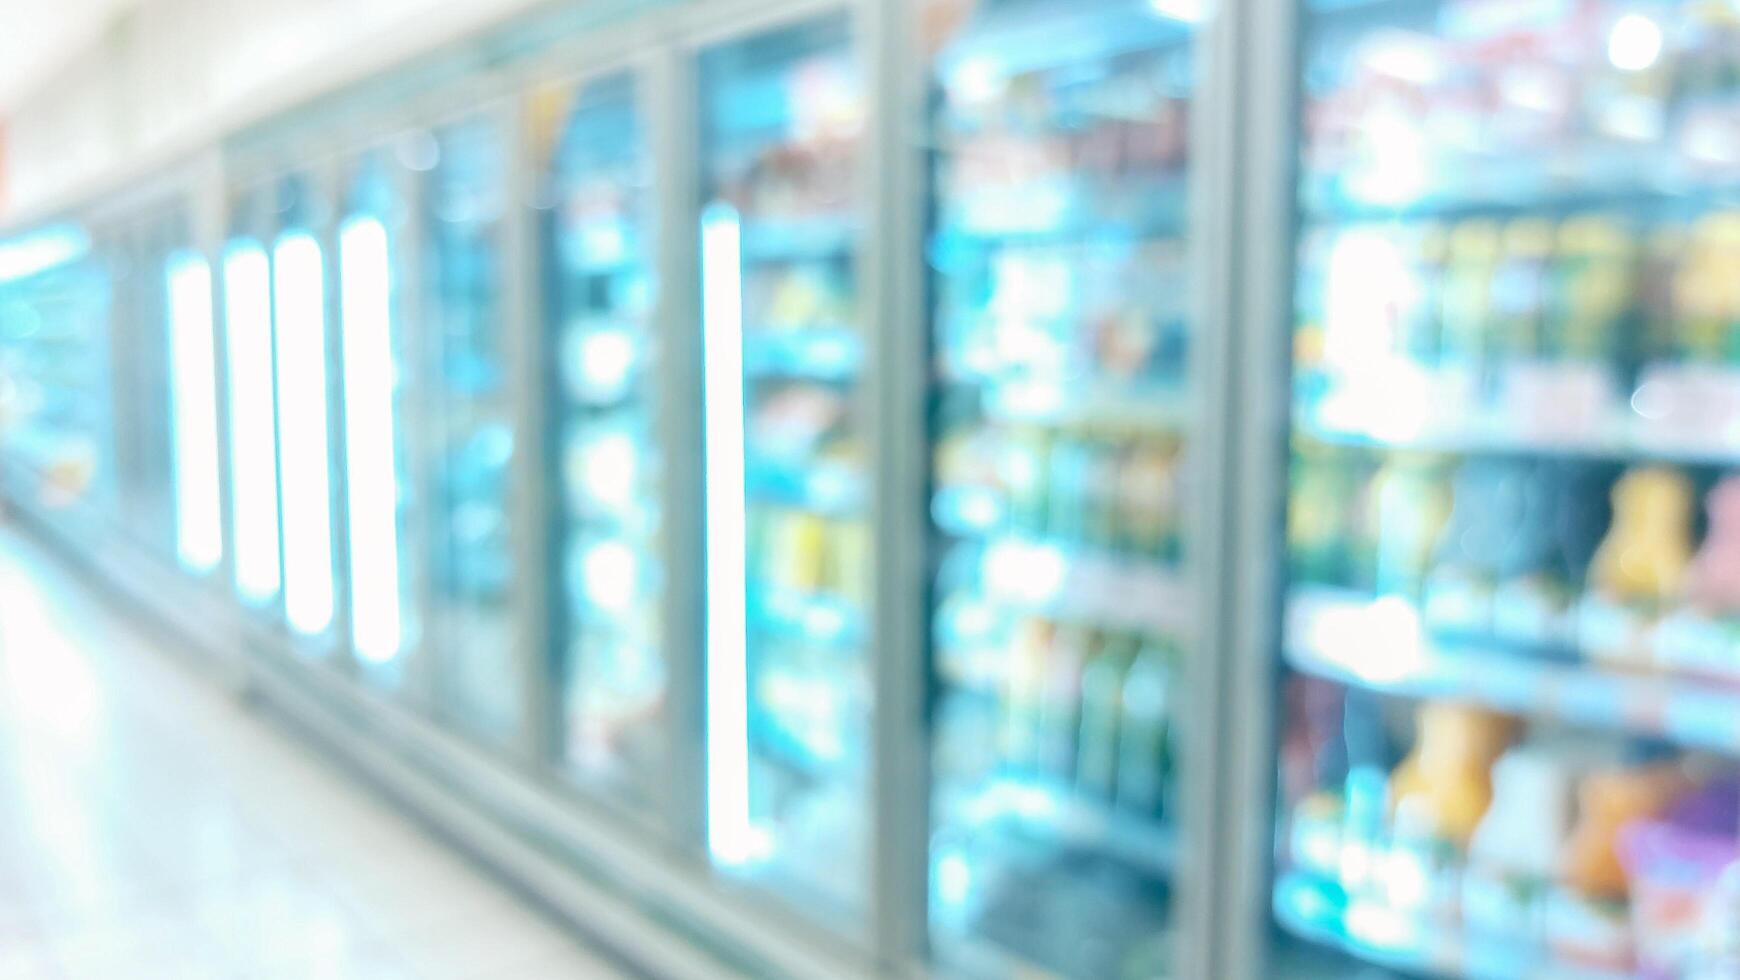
[1638,225,1687,367]
[1076,632,1138,802]
[1675,216,1731,365]
[1288,444,1358,587]
[1045,437,1092,543]
[1550,462,1619,593]
[1684,474,1740,615]
[1002,427,1050,535]
[1363,452,1451,597]
[1398,224,1447,367]
[1425,458,1532,631]
[1116,439,1177,559]
[1488,218,1555,361]
[1439,219,1503,400]
[1589,467,1695,610]
[1082,434,1125,551]
[1384,702,1515,921]
[1037,625,1092,784]
[1546,215,1633,366]
[1115,641,1172,819]
[1002,618,1053,774]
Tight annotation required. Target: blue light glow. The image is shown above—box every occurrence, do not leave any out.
[701,204,762,867]
[339,217,404,663]
[222,244,281,604]
[165,252,222,574]
[272,232,336,637]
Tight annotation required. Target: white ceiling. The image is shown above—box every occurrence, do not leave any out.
[0,0,134,113]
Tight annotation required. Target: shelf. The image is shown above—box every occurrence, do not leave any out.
[977,537,1191,637]
[959,778,1177,881]
[982,380,1190,433]
[743,327,861,383]
[1285,589,1740,755]
[1296,401,1740,467]
[1275,870,1629,980]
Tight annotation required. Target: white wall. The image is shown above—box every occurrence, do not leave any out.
[0,0,552,226]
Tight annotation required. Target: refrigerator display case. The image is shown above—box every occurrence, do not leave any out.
[539,72,667,806]
[424,114,523,745]
[339,150,420,687]
[696,11,871,921]
[1272,2,1740,977]
[920,1,1201,976]
[0,224,112,518]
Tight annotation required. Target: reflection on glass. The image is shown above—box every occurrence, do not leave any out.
[222,242,281,605]
[339,216,404,664]
[426,116,519,743]
[924,1,1198,976]
[542,73,665,804]
[698,13,868,921]
[272,232,335,637]
[165,252,222,574]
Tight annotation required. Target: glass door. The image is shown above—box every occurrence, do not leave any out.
[338,150,420,689]
[920,1,1202,976]
[696,11,871,922]
[539,72,666,807]
[424,113,522,745]
[1273,2,1740,977]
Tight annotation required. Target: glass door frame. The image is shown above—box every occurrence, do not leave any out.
[1211,0,1372,977]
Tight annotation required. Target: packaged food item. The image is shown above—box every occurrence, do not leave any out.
[1463,741,1615,941]
[1384,703,1515,918]
[1548,761,1693,970]
[1657,475,1740,679]
[1583,467,1696,664]
[1618,777,1740,980]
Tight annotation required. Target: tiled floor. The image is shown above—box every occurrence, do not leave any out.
[0,531,626,980]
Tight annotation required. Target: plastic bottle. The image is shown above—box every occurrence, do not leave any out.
[1115,641,1172,819]
[1364,452,1451,598]
[1076,633,1138,801]
[1037,625,1092,783]
[1588,467,1696,610]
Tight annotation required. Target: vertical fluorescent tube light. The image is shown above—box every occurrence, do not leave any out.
[165,253,223,573]
[223,244,281,603]
[701,203,755,866]
[339,216,403,663]
[272,232,336,636]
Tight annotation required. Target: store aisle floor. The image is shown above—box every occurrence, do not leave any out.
[0,530,626,980]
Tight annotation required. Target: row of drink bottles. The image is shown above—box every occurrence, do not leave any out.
[938,425,1185,561]
[1284,688,1740,978]
[981,619,1178,821]
[1291,448,1740,671]
[1303,209,1740,436]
